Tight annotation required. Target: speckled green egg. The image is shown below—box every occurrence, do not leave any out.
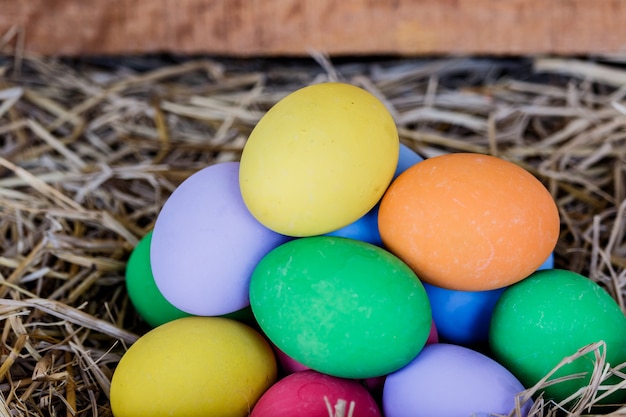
[489,269,626,404]
[249,236,432,379]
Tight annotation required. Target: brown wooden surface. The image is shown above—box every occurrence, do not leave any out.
[1,0,626,56]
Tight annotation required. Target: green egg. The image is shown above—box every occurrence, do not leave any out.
[125,231,192,327]
[489,269,626,404]
[249,236,432,379]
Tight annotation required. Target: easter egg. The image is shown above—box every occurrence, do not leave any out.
[240,82,399,237]
[274,320,439,377]
[125,231,192,327]
[383,343,531,417]
[250,236,432,379]
[325,206,382,246]
[325,143,423,246]
[110,317,277,417]
[151,162,290,316]
[539,252,554,269]
[379,153,559,291]
[424,252,554,345]
[490,269,626,403]
[273,344,310,374]
[251,370,381,417]
[363,320,439,394]
[395,142,424,178]
[425,283,505,346]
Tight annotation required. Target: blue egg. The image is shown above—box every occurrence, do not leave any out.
[425,252,555,345]
[325,205,382,246]
[395,143,424,179]
[325,144,423,245]
[424,283,505,346]
[538,252,554,270]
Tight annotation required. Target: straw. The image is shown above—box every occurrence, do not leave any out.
[0,51,624,416]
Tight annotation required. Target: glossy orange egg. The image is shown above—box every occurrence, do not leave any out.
[378,153,559,291]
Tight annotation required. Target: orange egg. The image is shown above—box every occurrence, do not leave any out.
[378,153,559,291]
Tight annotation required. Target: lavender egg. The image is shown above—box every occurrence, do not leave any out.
[151,162,290,316]
[383,343,531,417]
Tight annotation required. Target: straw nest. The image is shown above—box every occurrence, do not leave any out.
[0,51,624,417]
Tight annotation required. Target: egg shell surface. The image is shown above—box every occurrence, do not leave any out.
[250,236,432,379]
[325,205,382,246]
[383,343,531,417]
[395,142,424,179]
[425,283,505,346]
[425,252,554,346]
[363,320,439,394]
[239,82,399,237]
[379,152,559,291]
[251,370,381,417]
[274,320,439,377]
[110,317,277,417]
[151,161,290,316]
[125,229,255,327]
[325,143,423,246]
[490,269,626,403]
[125,231,192,327]
[273,344,311,374]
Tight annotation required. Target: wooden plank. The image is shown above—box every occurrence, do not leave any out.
[1,0,626,56]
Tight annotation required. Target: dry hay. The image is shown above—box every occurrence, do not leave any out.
[0,51,624,417]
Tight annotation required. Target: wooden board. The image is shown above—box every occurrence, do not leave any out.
[2,0,626,57]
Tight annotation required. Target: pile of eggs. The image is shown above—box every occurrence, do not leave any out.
[112,83,626,417]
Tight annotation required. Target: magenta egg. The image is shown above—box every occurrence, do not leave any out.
[251,370,381,417]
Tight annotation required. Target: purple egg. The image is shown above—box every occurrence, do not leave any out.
[383,344,531,417]
[151,162,290,316]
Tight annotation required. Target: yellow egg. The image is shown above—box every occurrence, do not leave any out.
[239,82,399,236]
[110,317,277,417]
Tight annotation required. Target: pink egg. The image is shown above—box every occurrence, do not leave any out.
[426,319,439,344]
[151,162,290,316]
[251,370,381,417]
[273,344,310,374]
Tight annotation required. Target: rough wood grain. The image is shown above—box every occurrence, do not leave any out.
[1,0,626,56]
